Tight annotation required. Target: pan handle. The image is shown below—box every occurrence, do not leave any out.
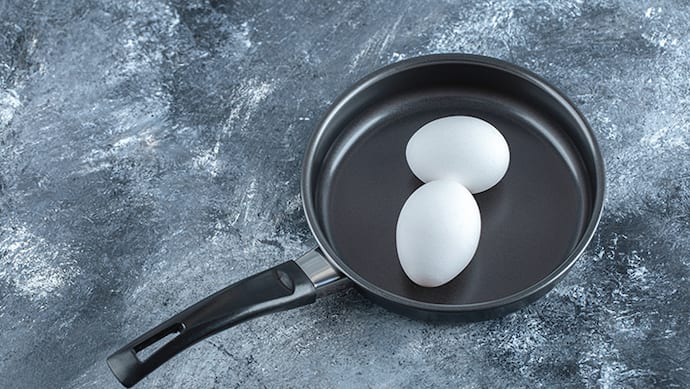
[106,248,343,387]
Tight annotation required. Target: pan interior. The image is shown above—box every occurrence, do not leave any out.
[314,62,594,306]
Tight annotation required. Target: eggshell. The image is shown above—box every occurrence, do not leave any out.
[406,116,510,193]
[395,180,481,287]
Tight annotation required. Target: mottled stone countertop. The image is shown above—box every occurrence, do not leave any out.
[1,1,688,388]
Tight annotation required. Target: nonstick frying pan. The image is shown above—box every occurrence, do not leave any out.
[107,54,605,387]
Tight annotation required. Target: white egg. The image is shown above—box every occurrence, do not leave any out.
[406,116,510,193]
[396,180,481,287]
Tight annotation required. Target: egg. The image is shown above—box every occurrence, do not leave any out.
[396,180,481,287]
[406,116,510,193]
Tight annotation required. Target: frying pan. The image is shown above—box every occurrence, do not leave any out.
[107,54,605,387]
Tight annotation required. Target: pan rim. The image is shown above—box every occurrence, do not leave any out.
[301,53,605,312]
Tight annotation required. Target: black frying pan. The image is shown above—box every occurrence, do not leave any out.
[107,54,605,387]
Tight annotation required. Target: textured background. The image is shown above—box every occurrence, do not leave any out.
[1,1,688,388]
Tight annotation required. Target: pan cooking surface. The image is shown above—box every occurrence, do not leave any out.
[315,82,593,305]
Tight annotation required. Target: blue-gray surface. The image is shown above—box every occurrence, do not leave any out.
[1,0,688,388]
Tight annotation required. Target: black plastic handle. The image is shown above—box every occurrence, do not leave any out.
[106,261,316,387]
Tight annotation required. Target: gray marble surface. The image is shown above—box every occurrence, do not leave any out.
[1,1,688,388]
